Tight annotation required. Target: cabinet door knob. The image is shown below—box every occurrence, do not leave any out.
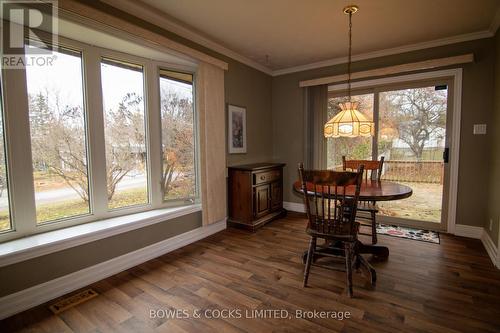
[260,175,265,180]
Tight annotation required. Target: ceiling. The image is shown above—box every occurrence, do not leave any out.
[106,0,500,74]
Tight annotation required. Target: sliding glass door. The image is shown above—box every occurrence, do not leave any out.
[327,79,453,231]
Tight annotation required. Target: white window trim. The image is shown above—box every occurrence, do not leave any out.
[0,33,200,242]
[0,203,201,267]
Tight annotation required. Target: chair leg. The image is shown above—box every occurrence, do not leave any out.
[344,242,353,297]
[303,237,316,287]
[357,254,377,286]
[371,211,378,245]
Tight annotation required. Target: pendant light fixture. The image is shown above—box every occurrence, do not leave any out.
[324,5,374,138]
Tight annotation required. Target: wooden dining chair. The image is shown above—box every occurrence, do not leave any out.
[342,156,384,244]
[298,163,364,297]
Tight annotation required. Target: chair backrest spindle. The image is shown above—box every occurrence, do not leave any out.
[298,163,364,239]
[342,156,385,181]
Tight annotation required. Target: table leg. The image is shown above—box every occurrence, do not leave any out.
[356,254,377,285]
[357,241,389,258]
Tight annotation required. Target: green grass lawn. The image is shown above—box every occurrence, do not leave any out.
[0,176,195,232]
[108,188,148,210]
[378,181,443,222]
[0,211,9,232]
[164,178,195,201]
[0,187,149,232]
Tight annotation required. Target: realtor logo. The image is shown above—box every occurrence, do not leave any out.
[1,0,58,68]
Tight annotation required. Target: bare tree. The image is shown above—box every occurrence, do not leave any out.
[104,93,145,200]
[380,87,446,160]
[29,92,90,201]
[160,89,194,197]
[29,91,146,202]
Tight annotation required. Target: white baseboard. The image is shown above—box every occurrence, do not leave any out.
[281,205,499,268]
[0,219,227,320]
[481,229,499,269]
[285,203,485,237]
[454,224,484,239]
[283,201,305,213]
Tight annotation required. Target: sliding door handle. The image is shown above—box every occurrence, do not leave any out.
[443,147,449,163]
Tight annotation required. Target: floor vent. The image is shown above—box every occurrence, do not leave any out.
[49,289,99,314]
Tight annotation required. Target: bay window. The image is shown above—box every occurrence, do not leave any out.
[0,35,199,242]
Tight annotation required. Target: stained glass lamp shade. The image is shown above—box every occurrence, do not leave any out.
[324,101,374,138]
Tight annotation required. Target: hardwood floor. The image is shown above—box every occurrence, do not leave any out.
[2,212,500,332]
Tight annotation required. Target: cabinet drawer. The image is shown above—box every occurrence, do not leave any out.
[254,170,280,185]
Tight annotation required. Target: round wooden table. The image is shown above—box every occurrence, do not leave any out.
[293,179,413,202]
[293,180,413,259]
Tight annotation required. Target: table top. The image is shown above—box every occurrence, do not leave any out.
[293,180,413,202]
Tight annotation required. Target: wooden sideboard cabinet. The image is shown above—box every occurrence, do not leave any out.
[228,163,286,230]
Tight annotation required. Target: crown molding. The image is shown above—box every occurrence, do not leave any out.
[100,0,497,77]
[101,0,273,75]
[272,30,493,76]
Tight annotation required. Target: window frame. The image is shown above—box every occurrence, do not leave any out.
[0,78,14,235]
[0,33,200,243]
[99,52,152,212]
[157,67,199,205]
[25,43,93,226]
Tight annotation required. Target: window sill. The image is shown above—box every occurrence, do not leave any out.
[0,204,202,267]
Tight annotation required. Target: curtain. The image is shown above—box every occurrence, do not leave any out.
[196,62,227,225]
[304,85,328,169]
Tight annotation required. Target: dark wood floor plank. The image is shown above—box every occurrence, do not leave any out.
[1,212,499,333]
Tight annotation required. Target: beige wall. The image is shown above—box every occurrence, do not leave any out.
[224,60,273,166]
[272,38,496,229]
[487,30,500,246]
[0,211,202,297]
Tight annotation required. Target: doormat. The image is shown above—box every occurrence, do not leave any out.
[376,224,440,244]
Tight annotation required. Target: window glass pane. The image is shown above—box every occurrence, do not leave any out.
[101,58,148,209]
[327,93,374,169]
[378,86,447,222]
[159,70,196,201]
[0,90,11,232]
[26,46,90,223]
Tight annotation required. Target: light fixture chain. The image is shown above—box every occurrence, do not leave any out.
[324,5,374,139]
[347,11,352,101]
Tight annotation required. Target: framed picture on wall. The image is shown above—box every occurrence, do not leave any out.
[228,104,247,154]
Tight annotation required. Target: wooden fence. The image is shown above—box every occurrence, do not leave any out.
[381,160,444,184]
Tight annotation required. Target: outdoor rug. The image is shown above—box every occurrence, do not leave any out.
[375,224,440,244]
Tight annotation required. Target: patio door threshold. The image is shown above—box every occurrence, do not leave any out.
[376,215,446,232]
